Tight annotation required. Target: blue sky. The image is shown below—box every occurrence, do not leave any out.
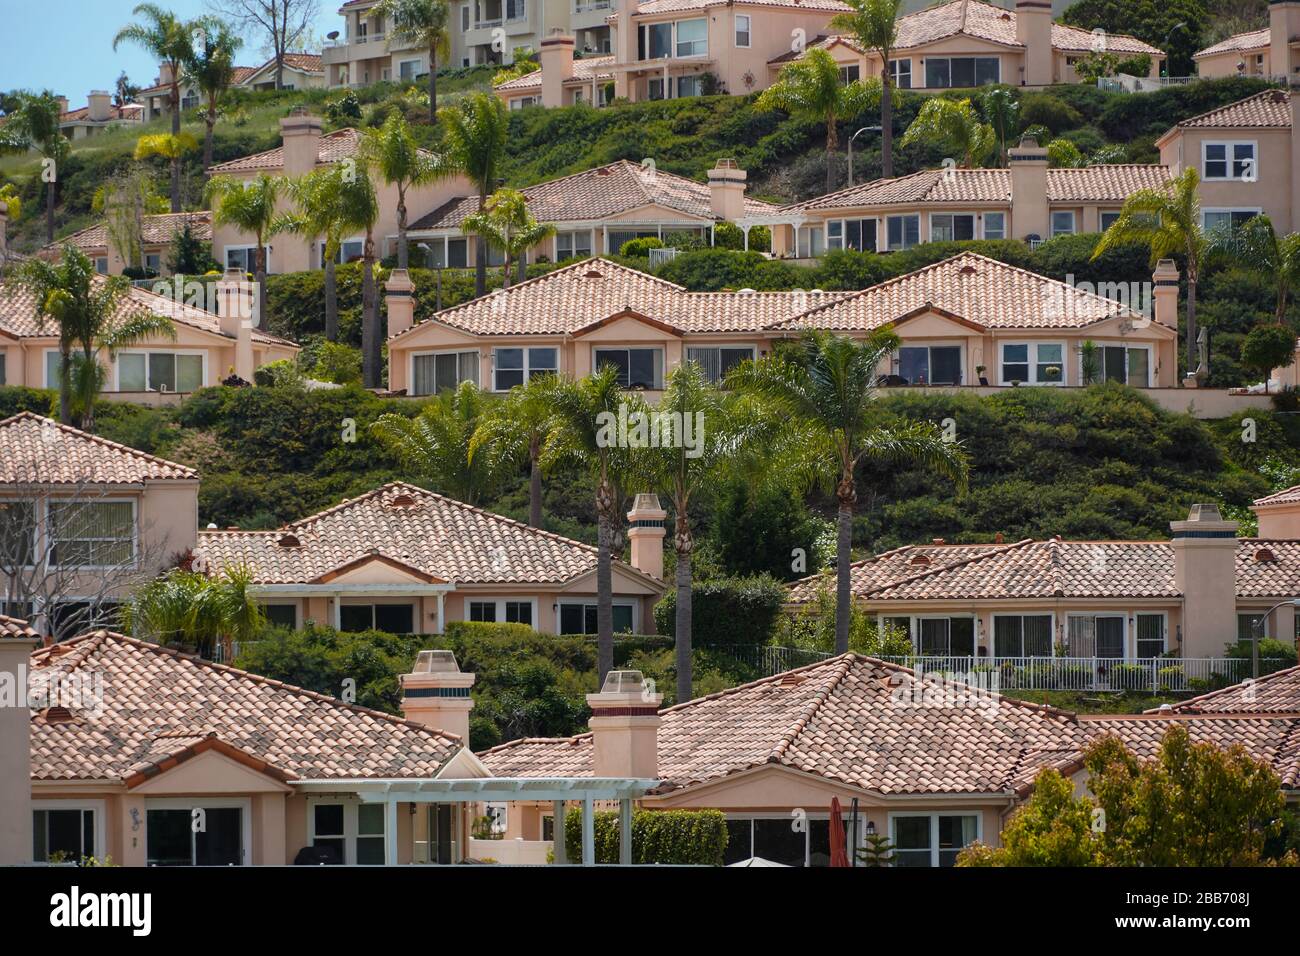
[0,0,334,103]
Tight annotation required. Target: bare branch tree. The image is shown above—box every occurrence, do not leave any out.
[207,0,318,90]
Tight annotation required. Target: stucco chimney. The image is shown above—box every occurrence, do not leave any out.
[1170,503,1240,658]
[1271,0,1300,80]
[279,108,323,176]
[0,619,40,865]
[539,33,576,108]
[87,90,112,123]
[400,650,476,742]
[215,266,256,382]
[1016,1,1054,86]
[586,669,661,779]
[385,268,416,338]
[626,493,666,581]
[1008,136,1050,241]
[157,63,175,87]
[1152,259,1179,330]
[55,95,69,116]
[708,159,748,221]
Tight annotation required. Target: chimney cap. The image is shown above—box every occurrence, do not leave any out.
[413,649,461,674]
[599,669,646,694]
[1186,502,1223,522]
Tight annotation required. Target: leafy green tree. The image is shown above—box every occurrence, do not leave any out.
[134,132,199,212]
[461,187,555,287]
[0,91,69,242]
[730,330,968,652]
[830,0,904,178]
[958,768,1102,866]
[93,166,169,271]
[359,111,450,270]
[1239,324,1295,392]
[468,375,562,528]
[900,97,996,168]
[1208,214,1300,324]
[123,565,265,662]
[205,173,290,336]
[438,93,509,297]
[184,16,243,176]
[166,220,219,275]
[1060,0,1206,76]
[756,47,880,192]
[979,86,1020,167]
[375,0,452,123]
[1046,137,1085,168]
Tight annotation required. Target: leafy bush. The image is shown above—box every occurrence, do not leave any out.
[1223,638,1299,672]
[563,808,728,865]
[619,236,665,257]
[653,574,787,646]
[1020,93,1083,135]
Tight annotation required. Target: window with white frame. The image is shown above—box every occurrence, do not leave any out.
[640,21,672,59]
[1050,211,1076,237]
[898,345,961,385]
[144,253,162,274]
[146,799,247,866]
[33,804,100,863]
[117,351,204,392]
[735,13,750,47]
[827,218,876,252]
[886,214,920,251]
[319,238,365,266]
[558,601,635,634]
[555,229,593,260]
[309,800,386,865]
[676,74,702,98]
[1238,612,1267,643]
[930,213,975,243]
[914,616,975,655]
[48,499,135,568]
[992,614,1053,656]
[890,813,979,867]
[685,345,754,384]
[468,598,535,625]
[1000,342,1064,385]
[224,245,270,273]
[509,96,538,110]
[796,225,825,257]
[1135,613,1165,658]
[675,18,707,56]
[839,64,861,85]
[1202,141,1256,182]
[1096,344,1150,386]
[461,3,469,30]
[493,346,557,391]
[890,58,912,89]
[724,814,851,867]
[1066,614,1125,657]
[411,350,478,396]
[399,58,422,81]
[593,347,663,389]
[923,57,998,88]
[1203,209,1260,234]
[93,257,109,275]
[45,350,61,388]
[983,211,1006,240]
[1099,210,1121,231]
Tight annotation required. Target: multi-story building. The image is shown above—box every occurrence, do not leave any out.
[1192,0,1300,80]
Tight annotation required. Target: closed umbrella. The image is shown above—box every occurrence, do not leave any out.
[830,797,849,867]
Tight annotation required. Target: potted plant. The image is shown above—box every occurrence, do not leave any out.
[976,364,989,386]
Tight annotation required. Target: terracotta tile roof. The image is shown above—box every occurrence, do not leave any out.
[0,615,39,640]
[634,0,850,14]
[194,481,664,589]
[784,164,1170,211]
[390,257,848,338]
[483,653,1090,795]
[1154,666,1300,715]
[494,55,615,93]
[278,53,324,73]
[207,127,364,174]
[0,267,297,347]
[412,160,777,231]
[777,252,1154,333]
[1172,89,1293,130]
[0,412,197,485]
[60,103,144,123]
[789,536,1300,604]
[888,0,1162,55]
[41,211,212,254]
[1194,28,1271,59]
[28,631,463,782]
[1253,485,1300,507]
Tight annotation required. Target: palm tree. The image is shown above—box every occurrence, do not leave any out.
[900,98,996,168]
[0,91,70,243]
[335,167,383,386]
[134,132,199,212]
[1208,215,1300,325]
[460,188,555,288]
[123,565,265,661]
[14,245,175,430]
[281,164,376,342]
[371,381,505,504]
[542,365,645,683]
[113,5,196,140]
[979,86,1020,167]
[1094,167,1207,376]
[359,111,450,270]
[205,173,293,341]
[438,92,510,297]
[731,330,968,653]
[756,47,880,193]
[375,0,452,123]
[830,0,904,179]
[184,16,243,176]
[468,374,561,527]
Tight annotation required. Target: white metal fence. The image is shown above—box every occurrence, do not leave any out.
[877,656,1287,693]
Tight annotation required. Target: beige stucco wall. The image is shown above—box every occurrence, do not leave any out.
[1159,125,1295,234]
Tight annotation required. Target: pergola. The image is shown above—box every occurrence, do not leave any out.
[294,777,660,866]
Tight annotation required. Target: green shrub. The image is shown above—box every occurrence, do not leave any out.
[1020,93,1083,135]
[1223,638,1298,673]
[653,575,786,646]
[563,808,728,865]
[1109,663,1150,691]
[619,236,665,257]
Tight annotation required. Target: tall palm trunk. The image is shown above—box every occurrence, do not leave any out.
[324,256,339,342]
[528,438,542,527]
[825,118,838,193]
[1186,271,1198,378]
[835,474,855,654]
[428,49,438,123]
[362,234,380,388]
[45,177,55,244]
[255,243,268,339]
[57,343,72,424]
[204,101,216,174]
[674,516,693,704]
[397,185,409,269]
[474,192,488,297]
[595,475,617,683]
[79,344,96,433]
[880,64,894,179]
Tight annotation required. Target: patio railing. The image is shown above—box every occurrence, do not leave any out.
[876,656,1288,693]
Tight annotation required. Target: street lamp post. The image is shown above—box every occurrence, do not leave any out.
[847,126,882,188]
[1250,598,1300,678]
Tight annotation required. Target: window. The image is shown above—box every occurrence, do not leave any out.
[676,74,702,98]
[735,13,750,47]
[446,238,468,268]
[898,345,961,385]
[0,500,35,566]
[930,213,975,243]
[923,57,998,88]
[94,257,109,275]
[1000,342,1063,385]
[224,245,269,273]
[0,353,5,385]
[49,500,134,568]
[339,604,415,634]
[593,347,663,389]
[639,21,673,59]
[839,64,861,85]
[1097,345,1150,387]
[1203,209,1259,234]
[411,350,478,396]
[144,253,162,274]
[1202,141,1256,181]
[319,238,364,266]
[1136,613,1164,659]
[461,4,470,30]
[723,815,850,867]
[890,58,911,89]
[33,807,96,863]
[493,347,557,391]
[45,351,61,389]
[469,601,497,622]
[983,211,1006,240]
[506,0,526,21]
[117,352,204,392]
[509,96,538,110]
[886,214,919,251]
[891,814,979,867]
[1050,211,1076,237]
[607,229,659,253]
[915,617,975,656]
[263,604,297,629]
[147,804,244,866]
[796,225,825,257]
[1099,211,1121,231]
[469,599,533,625]
[827,218,876,252]
[1238,612,1267,643]
[559,602,634,634]
[310,801,387,866]
[675,18,707,57]
[1067,614,1125,657]
[993,614,1053,656]
[685,346,754,384]
[556,230,593,260]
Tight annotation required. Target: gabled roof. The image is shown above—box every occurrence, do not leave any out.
[238,53,325,85]
[0,412,197,485]
[1152,665,1300,715]
[60,103,143,124]
[194,481,665,590]
[634,0,849,14]
[1194,28,1272,59]
[1254,485,1300,507]
[483,653,1090,796]
[28,630,463,782]
[775,252,1155,333]
[885,0,1161,55]
[494,54,615,94]
[41,211,212,255]
[207,127,364,174]
[1169,89,1292,131]
[411,160,778,230]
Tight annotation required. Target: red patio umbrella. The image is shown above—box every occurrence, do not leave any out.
[829,797,849,867]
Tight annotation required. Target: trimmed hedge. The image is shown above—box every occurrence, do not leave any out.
[653,575,786,646]
[563,808,728,865]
